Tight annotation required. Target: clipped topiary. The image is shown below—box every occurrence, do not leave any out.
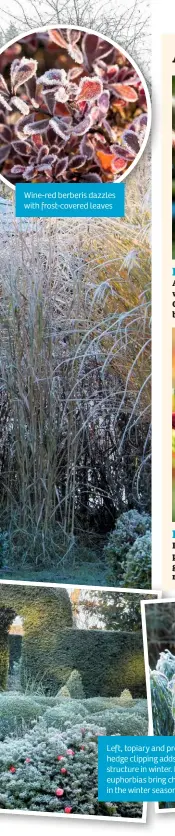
[121,533,151,588]
[150,670,174,736]
[0,607,16,691]
[57,686,71,699]
[0,586,73,695]
[119,689,133,704]
[104,510,151,583]
[54,668,73,698]
[66,670,85,699]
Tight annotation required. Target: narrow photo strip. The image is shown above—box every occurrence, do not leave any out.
[163,35,175,588]
[0,581,159,821]
[141,597,175,814]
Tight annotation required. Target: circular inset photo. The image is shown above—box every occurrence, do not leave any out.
[0,27,151,186]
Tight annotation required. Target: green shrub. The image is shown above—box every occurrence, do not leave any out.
[121,533,151,588]
[43,700,88,731]
[43,696,148,737]
[104,510,151,583]
[0,716,143,815]
[150,671,174,736]
[89,704,148,736]
[0,693,45,740]
[66,670,85,699]
[156,651,175,681]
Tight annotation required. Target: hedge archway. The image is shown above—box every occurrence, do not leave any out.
[0,586,73,691]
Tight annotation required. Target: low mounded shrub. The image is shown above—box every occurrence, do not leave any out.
[104,510,151,583]
[0,693,46,739]
[0,713,144,815]
[43,696,148,736]
[43,700,89,731]
[122,533,151,588]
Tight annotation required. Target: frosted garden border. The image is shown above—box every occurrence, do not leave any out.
[0,24,151,190]
[0,580,160,823]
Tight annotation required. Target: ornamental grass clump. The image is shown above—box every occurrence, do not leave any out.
[0,28,149,184]
[0,180,151,574]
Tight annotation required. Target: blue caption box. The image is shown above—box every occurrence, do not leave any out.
[98,736,175,802]
[15,182,125,218]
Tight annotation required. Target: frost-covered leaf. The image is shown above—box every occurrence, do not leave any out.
[23,119,50,136]
[0,94,12,111]
[49,29,68,48]
[55,87,69,104]
[12,140,32,156]
[0,74,9,94]
[55,157,68,177]
[122,130,140,154]
[72,115,91,136]
[11,57,38,93]
[113,83,138,102]
[77,76,103,103]
[49,117,70,140]
[67,44,83,64]
[39,69,66,87]
[0,144,10,162]
[10,96,30,115]
[68,154,86,170]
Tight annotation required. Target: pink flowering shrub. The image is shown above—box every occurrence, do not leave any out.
[0,28,148,184]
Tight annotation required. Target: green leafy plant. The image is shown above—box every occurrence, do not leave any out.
[150,671,174,736]
[0,704,146,814]
[105,510,151,583]
[122,532,151,588]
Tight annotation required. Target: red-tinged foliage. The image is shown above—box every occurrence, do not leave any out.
[0,28,149,182]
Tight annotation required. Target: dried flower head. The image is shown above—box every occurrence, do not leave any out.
[0,28,149,184]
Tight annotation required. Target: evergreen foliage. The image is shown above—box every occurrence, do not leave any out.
[0,693,45,739]
[122,533,151,588]
[156,650,175,681]
[150,670,174,736]
[66,670,85,699]
[0,704,147,814]
[0,586,72,691]
[0,607,16,690]
[51,628,146,698]
[104,510,151,583]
